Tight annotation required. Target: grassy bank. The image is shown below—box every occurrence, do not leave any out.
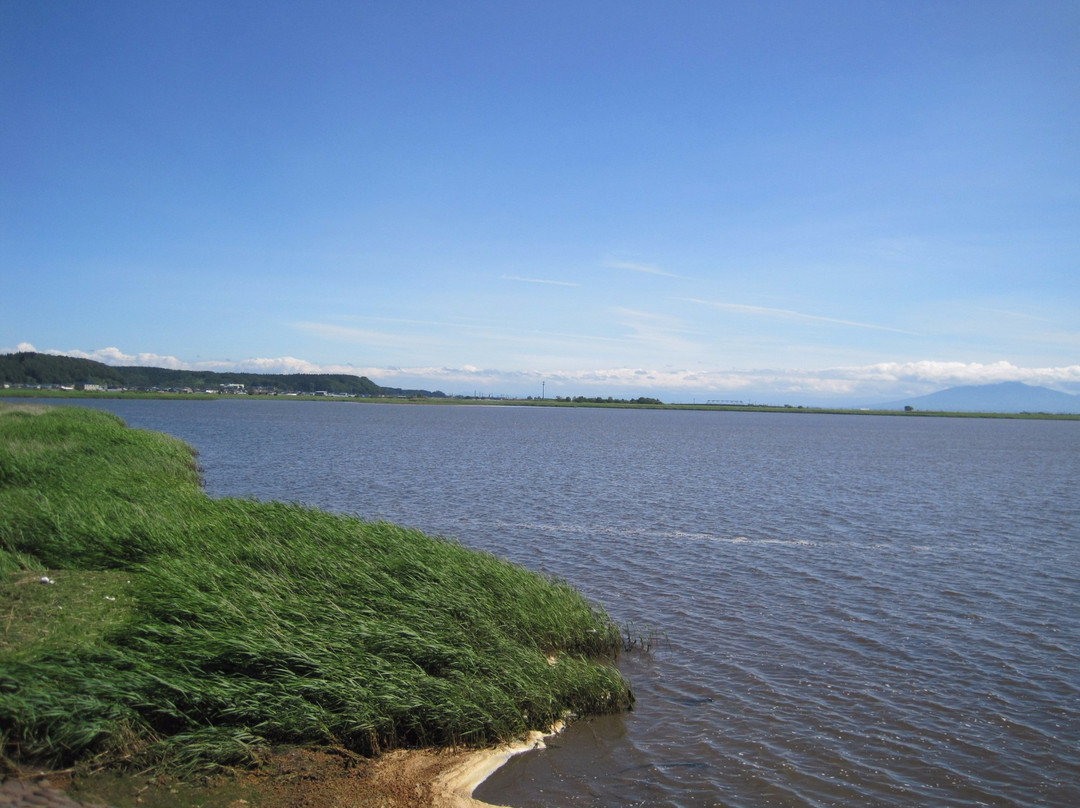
[0,403,631,775]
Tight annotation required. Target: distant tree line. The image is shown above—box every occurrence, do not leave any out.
[0,352,127,388]
[0,352,446,398]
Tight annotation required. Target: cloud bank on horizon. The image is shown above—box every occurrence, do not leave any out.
[8,342,1080,404]
[2,2,1077,404]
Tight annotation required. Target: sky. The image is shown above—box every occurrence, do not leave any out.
[2,1,1078,404]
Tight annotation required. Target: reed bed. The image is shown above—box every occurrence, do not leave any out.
[0,404,631,772]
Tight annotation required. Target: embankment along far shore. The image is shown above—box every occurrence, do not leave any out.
[3,388,1079,419]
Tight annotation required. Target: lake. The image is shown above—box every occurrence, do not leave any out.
[32,400,1080,807]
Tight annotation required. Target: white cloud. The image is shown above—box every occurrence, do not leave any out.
[289,321,444,351]
[11,344,192,370]
[7,342,1078,402]
[359,360,1080,401]
[678,298,919,335]
[835,360,1080,387]
[229,356,347,374]
[612,308,704,354]
[604,260,682,278]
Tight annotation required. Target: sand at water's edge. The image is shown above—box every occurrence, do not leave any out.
[3,726,563,808]
[432,726,560,808]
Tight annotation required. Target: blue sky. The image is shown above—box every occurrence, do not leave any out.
[3,1,1078,403]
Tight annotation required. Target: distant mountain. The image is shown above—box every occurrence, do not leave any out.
[0,352,446,398]
[878,382,1080,414]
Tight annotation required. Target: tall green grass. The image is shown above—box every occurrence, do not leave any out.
[0,404,631,772]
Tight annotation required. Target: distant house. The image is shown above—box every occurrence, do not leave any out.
[219,383,246,394]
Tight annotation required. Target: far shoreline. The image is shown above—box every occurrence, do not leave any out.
[2,388,1078,420]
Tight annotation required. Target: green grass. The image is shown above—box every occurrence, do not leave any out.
[0,403,631,773]
[0,570,136,662]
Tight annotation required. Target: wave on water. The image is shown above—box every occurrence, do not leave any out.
[487,519,820,549]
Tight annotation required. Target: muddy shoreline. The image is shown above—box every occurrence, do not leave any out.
[2,732,557,808]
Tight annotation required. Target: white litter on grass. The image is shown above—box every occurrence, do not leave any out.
[39,576,55,585]
[105,596,116,601]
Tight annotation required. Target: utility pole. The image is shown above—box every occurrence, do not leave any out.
[542,381,545,399]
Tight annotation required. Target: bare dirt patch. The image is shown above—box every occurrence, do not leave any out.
[4,745,506,808]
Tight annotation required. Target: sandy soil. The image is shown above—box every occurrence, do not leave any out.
[4,732,557,808]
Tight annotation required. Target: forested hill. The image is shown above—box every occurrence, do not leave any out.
[0,352,445,397]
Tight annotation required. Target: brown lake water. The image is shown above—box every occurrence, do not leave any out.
[40,400,1080,807]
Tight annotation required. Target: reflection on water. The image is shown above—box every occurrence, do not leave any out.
[37,400,1080,807]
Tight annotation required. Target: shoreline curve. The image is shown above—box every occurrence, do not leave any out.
[432,724,563,808]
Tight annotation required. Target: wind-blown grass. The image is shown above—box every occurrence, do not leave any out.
[0,404,631,772]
